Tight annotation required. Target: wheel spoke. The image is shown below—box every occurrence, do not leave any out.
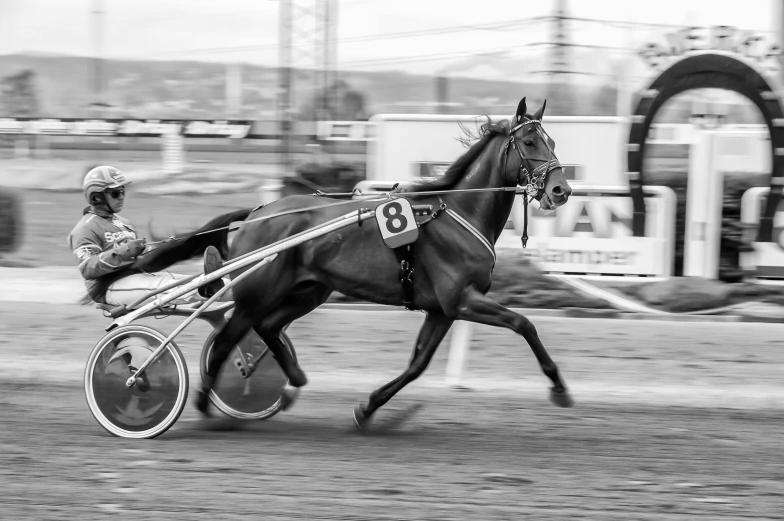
[85,325,188,439]
[250,347,271,365]
[201,330,293,420]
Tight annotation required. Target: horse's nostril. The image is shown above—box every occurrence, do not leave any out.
[552,185,571,199]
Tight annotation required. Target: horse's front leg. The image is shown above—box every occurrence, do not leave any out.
[455,286,574,407]
[354,313,454,427]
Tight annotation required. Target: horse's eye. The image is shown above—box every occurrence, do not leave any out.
[523,140,535,147]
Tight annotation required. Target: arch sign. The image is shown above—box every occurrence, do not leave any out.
[628,25,784,242]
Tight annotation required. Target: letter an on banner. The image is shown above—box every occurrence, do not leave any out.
[375,199,418,248]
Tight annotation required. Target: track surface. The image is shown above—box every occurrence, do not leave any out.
[1,301,783,520]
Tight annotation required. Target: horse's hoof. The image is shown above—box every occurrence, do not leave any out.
[353,404,373,430]
[280,386,301,412]
[550,388,575,408]
[288,369,308,388]
[194,389,212,417]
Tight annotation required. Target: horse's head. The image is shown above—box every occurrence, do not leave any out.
[504,97,572,210]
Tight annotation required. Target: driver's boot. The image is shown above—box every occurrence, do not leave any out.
[199,246,225,299]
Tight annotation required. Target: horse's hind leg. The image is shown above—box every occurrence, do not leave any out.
[253,281,334,390]
[354,313,453,427]
[196,305,255,414]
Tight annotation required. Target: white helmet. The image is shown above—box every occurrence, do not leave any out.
[83,166,131,200]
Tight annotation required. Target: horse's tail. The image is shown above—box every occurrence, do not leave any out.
[137,207,254,272]
[81,207,255,305]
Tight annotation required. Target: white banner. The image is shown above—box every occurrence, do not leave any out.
[498,186,676,277]
[515,237,669,276]
[367,114,627,186]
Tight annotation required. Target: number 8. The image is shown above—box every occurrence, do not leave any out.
[383,202,408,233]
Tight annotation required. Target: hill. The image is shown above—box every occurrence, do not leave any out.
[0,53,620,120]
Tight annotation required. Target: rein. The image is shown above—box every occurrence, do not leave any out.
[387,186,520,196]
[144,184,533,250]
[142,195,388,249]
[144,119,559,253]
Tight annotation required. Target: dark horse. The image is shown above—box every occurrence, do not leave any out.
[111,97,574,425]
[198,96,574,425]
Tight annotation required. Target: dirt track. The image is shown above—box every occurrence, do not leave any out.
[1,301,783,520]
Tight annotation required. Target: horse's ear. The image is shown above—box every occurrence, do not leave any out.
[533,99,547,121]
[515,97,527,123]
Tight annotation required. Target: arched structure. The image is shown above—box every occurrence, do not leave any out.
[627,53,784,241]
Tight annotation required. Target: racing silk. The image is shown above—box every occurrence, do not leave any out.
[67,207,138,300]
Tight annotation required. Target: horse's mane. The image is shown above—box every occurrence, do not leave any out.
[401,117,510,197]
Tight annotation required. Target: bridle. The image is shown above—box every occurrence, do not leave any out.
[502,118,562,247]
[503,118,561,198]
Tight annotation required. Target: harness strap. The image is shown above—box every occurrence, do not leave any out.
[395,245,416,311]
[522,196,529,248]
[443,208,496,266]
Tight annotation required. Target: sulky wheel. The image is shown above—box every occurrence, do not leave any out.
[84,325,189,439]
[199,328,295,420]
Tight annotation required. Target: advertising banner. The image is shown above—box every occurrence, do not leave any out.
[0,118,255,138]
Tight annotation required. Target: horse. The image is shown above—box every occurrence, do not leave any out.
[123,96,575,426]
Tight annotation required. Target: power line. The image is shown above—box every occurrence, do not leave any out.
[114,12,778,67]
[566,15,777,33]
[340,48,542,68]
[339,16,550,42]
[133,16,552,59]
[127,41,636,71]
[522,42,635,52]
[340,42,644,69]
[566,16,694,30]
[100,14,777,74]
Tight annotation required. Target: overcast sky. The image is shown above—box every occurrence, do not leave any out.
[0,0,779,77]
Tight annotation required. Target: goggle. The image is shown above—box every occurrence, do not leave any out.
[106,188,125,199]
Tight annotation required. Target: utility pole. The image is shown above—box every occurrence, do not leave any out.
[779,0,784,91]
[615,3,636,118]
[313,0,324,121]
[91,0,106,117]
[323,0,338,120]
[548,0,568,106]
[277,0,294,171]
[277,0,336,170]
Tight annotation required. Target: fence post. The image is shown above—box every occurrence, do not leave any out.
[162,133,184,174]
[445,320,472,388]
[258,178,284,205]
[683,130,723,278]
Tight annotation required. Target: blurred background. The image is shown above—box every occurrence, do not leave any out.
[0,0,782,294]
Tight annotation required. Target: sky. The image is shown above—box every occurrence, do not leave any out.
[0,0,779,81]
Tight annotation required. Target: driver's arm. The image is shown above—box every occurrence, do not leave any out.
[70,232,136,280]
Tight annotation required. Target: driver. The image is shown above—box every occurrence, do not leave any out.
[67,165,225,307]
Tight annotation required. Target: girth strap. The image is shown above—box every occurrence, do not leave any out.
[389,202,447,312]
[394,245,416,311]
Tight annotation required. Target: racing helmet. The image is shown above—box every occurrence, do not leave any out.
[83,165,131,201]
